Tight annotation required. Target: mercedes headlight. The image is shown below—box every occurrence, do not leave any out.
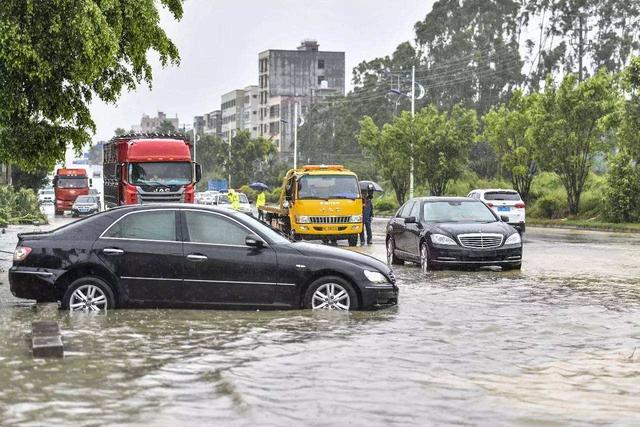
[296,216,310,224]
[363,270,388,284]
[430,234,457,246]
[505,233,522,245]
[350,215,363,223]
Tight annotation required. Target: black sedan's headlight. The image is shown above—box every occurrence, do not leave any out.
[504,233,522,245]
[363,270,389,284]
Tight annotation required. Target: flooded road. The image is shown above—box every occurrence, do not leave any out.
[1,213,639,426]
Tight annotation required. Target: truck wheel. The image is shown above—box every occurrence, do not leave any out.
[348,235,358,247]
[55,210,63,216]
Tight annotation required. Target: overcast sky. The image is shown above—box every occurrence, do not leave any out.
[89,0,433,142]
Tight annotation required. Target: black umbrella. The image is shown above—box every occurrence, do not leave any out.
[249,182,269,191]
[359,180,384,192]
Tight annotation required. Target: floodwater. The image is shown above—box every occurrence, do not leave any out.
[1,211,639,426]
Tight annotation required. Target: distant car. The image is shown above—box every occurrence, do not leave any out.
[38,188,55,204]
[201,190,219,205]
[10,204,398,311]
[386,197,523,271]
[468,189,525,233]
[71,195,100,217]
[212,193,252,215]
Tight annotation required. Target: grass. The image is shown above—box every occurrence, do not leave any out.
[528,218,640,233]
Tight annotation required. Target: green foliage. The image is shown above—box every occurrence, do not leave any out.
[530,193,568,219]
[414,105,478,195]
[358,116,411,204]
[0,0,183,170]
[483,90,538,201]
[11,166,49,191]
[605,152,640,222]
[373,197,399,215]
[445,170,512,197]
[157,120,177,134]
[0,185,47,225]
[618,57,640,161]
[414,0,524,115]
[531,70,621,214]
[196,131,277,189]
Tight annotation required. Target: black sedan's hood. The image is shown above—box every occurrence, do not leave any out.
[432,221,514,236]
[290,242,390,272]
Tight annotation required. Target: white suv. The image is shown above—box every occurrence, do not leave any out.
[468,189,526,233]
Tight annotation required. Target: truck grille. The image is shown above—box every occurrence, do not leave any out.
[309,216,351,224]
[457,233,503,249]
[138,187,185,204]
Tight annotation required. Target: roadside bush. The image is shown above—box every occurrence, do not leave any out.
[238,185,257,202]
[530,192,567,219]
[605,152,640,222]
[266,188,282,204]
[0,185,48,226]
[579,174,607,218]
[373,198,398,214]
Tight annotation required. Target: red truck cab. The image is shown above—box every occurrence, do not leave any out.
[53,168,90,215]
[103,134,201,207]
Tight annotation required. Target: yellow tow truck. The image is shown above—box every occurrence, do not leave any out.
[259,165,363,246]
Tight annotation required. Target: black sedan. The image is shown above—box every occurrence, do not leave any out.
[386,197,523,271]
[10,204,397,312]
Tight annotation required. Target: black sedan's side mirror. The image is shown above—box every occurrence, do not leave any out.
[245,234,265,248]
[405,216,418,224]
[500,215,510,222]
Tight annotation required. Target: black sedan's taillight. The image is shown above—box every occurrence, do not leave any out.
[14,246,32,262]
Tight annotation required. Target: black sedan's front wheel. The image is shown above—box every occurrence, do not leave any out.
[419,242,433,272]
[304,276,358,311]
[62,276,115,312]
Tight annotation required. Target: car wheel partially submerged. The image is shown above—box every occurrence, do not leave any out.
[419,242,432,272]
[386,238,403,265]
[62,277,115,312]
[304,276,358,311]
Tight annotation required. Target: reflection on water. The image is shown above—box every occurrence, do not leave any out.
[0,225,639,425]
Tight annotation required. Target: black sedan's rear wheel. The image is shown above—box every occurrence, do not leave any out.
[386,237,403,265]
[62,276,115,312]
[304,276,358,311]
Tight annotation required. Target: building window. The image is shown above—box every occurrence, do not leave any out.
[269,105,280,118]
[317,76,325,85]
[269,121,280,135]
[318,59,325,69]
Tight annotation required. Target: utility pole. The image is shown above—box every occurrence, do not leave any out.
[410,64,415,199]
[228,129,233,188]
[578,15,584,82]
[193,126,197,162]
[293,102,298,169]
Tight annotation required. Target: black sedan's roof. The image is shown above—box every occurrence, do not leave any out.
[411,197,477,203]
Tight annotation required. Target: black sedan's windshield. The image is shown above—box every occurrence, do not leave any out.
[298,175,360,199]
[423,201,497,223]
[129,162,192,186]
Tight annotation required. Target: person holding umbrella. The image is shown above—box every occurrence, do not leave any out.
[249,182,269,221]
[360,185,375,245]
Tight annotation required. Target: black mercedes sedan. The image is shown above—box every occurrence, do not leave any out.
[386,197,523,271]
[10,204,397,312]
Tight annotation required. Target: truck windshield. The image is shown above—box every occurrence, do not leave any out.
[56,178,88,188]
[129,162,192,186]
[298,175,360,200]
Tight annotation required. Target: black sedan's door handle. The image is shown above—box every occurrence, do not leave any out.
[102,248,124,255]
[186,254,208,262]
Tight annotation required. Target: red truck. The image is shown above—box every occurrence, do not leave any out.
[53,168,90,215]
[103,133,201,207]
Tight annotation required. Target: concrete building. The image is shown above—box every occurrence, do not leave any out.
[193,115,205,137]
[242,85,260,138]
[132,111,179,133]
[221,89,246,140]
[258,40,345,153]
[203,110,222,136]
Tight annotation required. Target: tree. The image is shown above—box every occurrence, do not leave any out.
[414,105,477,196]
[114,128,128,137]
[157,120,177,134]
[0,0,183,170]
[605,152,640,222]
[414,0,524,115]
[197,131,277,188]
[483,90,538,201]
[522,0,640,89]
[532,70,620,215]
[358,116,411,204]
[11,166,48,191]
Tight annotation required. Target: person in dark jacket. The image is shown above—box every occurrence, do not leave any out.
[360,189,374,245]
